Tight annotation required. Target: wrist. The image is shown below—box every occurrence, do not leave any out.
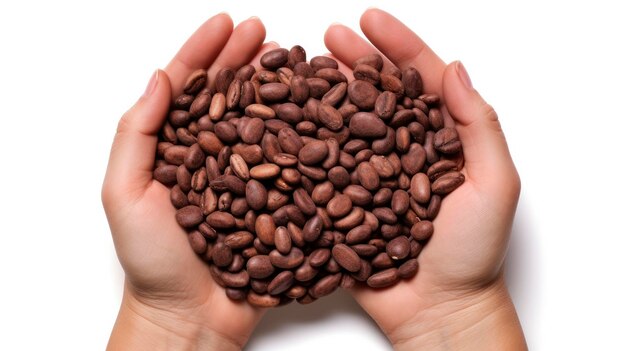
[107,288,242,351]
[389,278,527,351]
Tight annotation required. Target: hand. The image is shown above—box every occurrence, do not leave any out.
[325,9,526,350]
[102,13,277,351]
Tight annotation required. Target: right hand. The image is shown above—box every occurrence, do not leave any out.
[325,8,526,349]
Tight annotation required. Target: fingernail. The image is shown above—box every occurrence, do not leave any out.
[143,69,159,97]
[247,16,260,21]
[456,61,473,89]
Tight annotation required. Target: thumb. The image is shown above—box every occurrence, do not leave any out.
[102,69,172,209]
[443,61,520,201]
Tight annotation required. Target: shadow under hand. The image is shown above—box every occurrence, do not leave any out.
[246,289,390,350]
[504,195,540,347]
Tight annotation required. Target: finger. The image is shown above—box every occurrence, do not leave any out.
[324,24,396,74]
[249,41,280,71]
[165,13,234,97]
[325,53,354,81]
[206,17,266,87]
[443,61,520,200]
[360,8,446,96]
[102,69,171,208]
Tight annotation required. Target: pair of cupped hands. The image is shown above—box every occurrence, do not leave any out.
[102,8,525,351]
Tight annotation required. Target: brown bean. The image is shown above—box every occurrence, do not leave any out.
[431,171,465,195]
[275,226,292,255]
[317,103,343,131]
[298,140,329,165]
[206,211,236,229]
[398,258,419,279]
[357,162,380,191]
[349,112,387,138]
[247,255,275,279]
[309,273,342,298]
[260,48,288,69]
[245,179,267,210]
[247,291,280,308]
[411,220,434,241]
[269,248,305,269]
[367,268,399,288]
[250,164,281,180]
[326,194,353,218]
[255,214,276,246]
[386,236,410,260]
[332,244,361,272]
[267,271,295,295]
[410,173,431,204]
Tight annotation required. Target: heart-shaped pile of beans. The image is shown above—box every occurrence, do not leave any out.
[153,46,465,307]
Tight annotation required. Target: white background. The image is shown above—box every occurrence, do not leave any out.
[0,0,625,350]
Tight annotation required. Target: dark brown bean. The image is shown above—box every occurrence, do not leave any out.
[367,268,399,288]
[398,258,419,279]
[255,214,276,246]
[176,206,204,229]
[386,236,410,260]
[434,127,462,154]
[411,220,434,241]
[349,112,387,138]
[269,248,305,269]
[268,271,294,295]
[260,48,289,69]
[331,244,361,272]
[246,255,275,279]
[245,179,267,210]
[184,69,207,94]
[309,273,342,298]
[275,226,292,255]
[431,171,465,195]
[298,140,329,165]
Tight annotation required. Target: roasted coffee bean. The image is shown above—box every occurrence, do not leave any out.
[249,164,280,180]
[432,171,465,195]
[267,271,294,295]
[411,220,434,241]
[302,215,323,242]
[154,165,178,185]
[349,112,387,138]
[353,64,380,85]
[391,190,410,215]
[308,248,331,267]
[175,206,204,228]
[309,273,342,298]
[326,194,352,218]
[288,45,307,68]
[367,268,399,288]
[255,214,276,246]
[212,242,233,267]
[311,181,335,205]
[246,179,268,210]
[348,80,379,110]
[269,248,305,269]
[171,185,189,208]
[184,69,207,94]
[247,291,280,308]
[259,82,290,102]
[187,230,207,255]
[246,255,274,279]
[274,226,292,254]
[298,140,328,165]
[434,127,462,154]
[410,173,431,204]
[261,48,289,69]
[221,270,249,288]
[398,258,419,279]
[386,236,410,260]
[332,244,361,272]
[357,162,380,191]
[402,67,423,99]
[334,207,365,231]
[321,82,347,107]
